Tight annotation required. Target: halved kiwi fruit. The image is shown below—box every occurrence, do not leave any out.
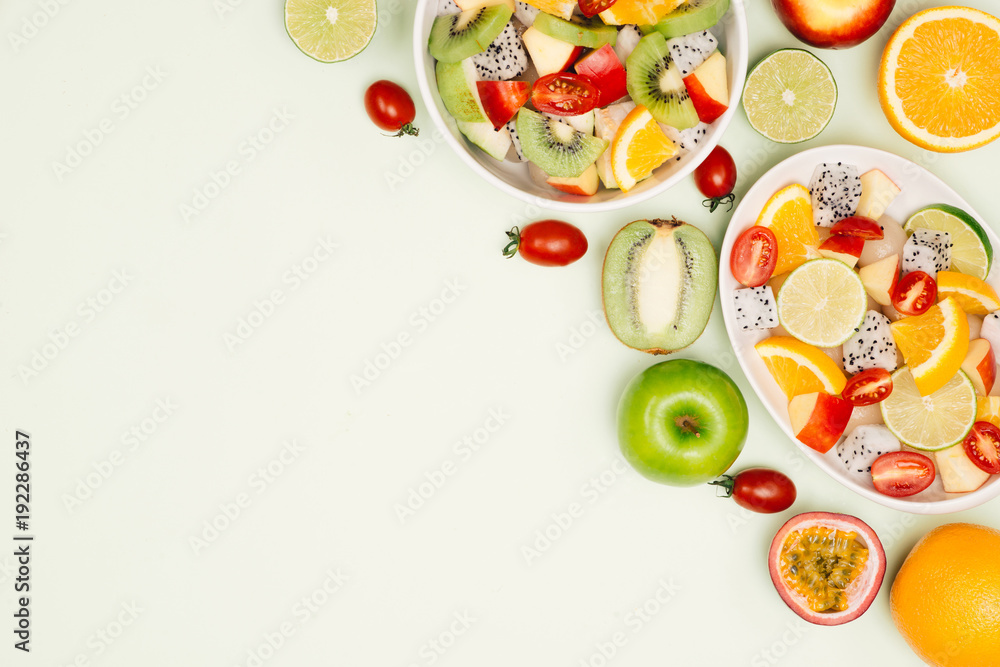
[602,218,717,354]
[429,5,513,63]
[533,12,617,49]
[516,108,608,178]
[642,0,731,40]
[626,33,699,130]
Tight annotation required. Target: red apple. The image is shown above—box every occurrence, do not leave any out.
[682,51,729,124]
[818,234,864,268]
[547,164,599,196]
[788,392,854,453]
[962,338,997,396]
[770,0,896,49]
[574,44,628,107]
[522,27,583,76]
[857,169,901,220]
[476,81,530,129]
[830,216,884,240]
[858,254,899,307]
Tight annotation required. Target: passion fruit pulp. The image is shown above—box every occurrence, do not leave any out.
[768,512,886,626]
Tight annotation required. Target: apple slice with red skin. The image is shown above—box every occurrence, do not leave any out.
[770,0,896,49]
[818,235,864,268]
[682,51,729,124]
[962,338,997,396]
[547,163,599,196]
[858,254,899,307]
[523,27,584,77]
[574,44,627,107]
[788,392,853,453]
[476,81,530,130]
[830,216,884,240]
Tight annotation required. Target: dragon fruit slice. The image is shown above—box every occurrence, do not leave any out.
[437,0,461,16]
[810,162,862,227]
[514,1,539,27]
[733,286,778,331]
[614,25,642,64]
[665,30,718,77]
[901,229,951,278]
[473,22,528,81]
[837,425,900,476]
[842,310,897,374]
[506,118,526,162]
[662,122,709,161]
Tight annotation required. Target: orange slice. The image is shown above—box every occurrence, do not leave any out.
[936,271,1000,315]
[878,6,1000,152]
[610,105,678,192]
[755,336,848,399]
[976,395,1000,428]
[890,297,970,395]
[755,184,821,277]
[599,0,686,26]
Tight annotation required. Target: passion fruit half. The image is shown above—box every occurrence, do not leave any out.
[767,512,886,626]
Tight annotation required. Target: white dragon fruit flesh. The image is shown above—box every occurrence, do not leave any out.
[514,1,539,27]
[733,286,778,331]
[437,0,460,16]
[506,118,526,162]
[614,25,642,64]
[837,425,901,476]
[810,162,862,227]
[473,22,528,81]
[902,229,951,278]
[663,122,709,161]
[981,312,1000,356]
[665,30,718,77]
[843,310,897,374]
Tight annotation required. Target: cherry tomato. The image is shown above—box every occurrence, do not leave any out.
[364,80,418,137]
[962,421,1000,474]
[842,368,893,406]
[694,146,737,212]
[503,220,587,267]
[530,73,599,116]
[892,270,937,316]
[710,468,796,514]
[578,0,616,17]
[871,451,936,498]
[730,226,778,287]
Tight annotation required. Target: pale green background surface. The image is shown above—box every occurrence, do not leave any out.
[1,0,998,665]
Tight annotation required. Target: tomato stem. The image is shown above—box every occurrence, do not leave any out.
[708,475,735,497]
[702,193,736,213]
[502,226,521,258]
[390,123,419,138]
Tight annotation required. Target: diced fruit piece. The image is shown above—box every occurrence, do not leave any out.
[962,339,996,396]
[962,421,1000,474]
[476,80,529,128]
[549,111,595,135]
[602,218,717,354]
[666,30,718,77]
[789,392,853,453]
[516,108,608,178]
[890,298,969,396]
[935,443,990,493]
[626,33,699,131]
[521,27,582,77]
[981,312,1000,359]
[436,59,486,123]
[842,310,897,375]
[472,21,528,81]
[818,235,863,268]
[742,49,837,144]
[519,0,575,19]
[756,184,821,276]
[810,162,861,227]
[830,216,883,240]
[858,254,899,307]
[880,366,976,450]
[456,120,512,160]
[613,24,642,63]
[506,118,525,161]
[578,0,617,19]
[429,5,514,63]
[610,105,678,191]
[892,270,937,317]
[593,101,635,188]
[977,395,1000,428]
[857,169,900,220]
[756,336,848,399]
[858,215,907,267]
[546,163,598,196]
[574,44,628,107]
[599,0,685,25]
[903,204,992,279]
[455,0,515,12]
[682,51,729,124]
[935,271,1000,316]
[837,425,900,475]
[902,229,951,279]
[871,451,936,498]
[733,286,778,331]
[532,12,617,49]
[513,0,539,25]
[777,259,868,348]
[644,0,731,39]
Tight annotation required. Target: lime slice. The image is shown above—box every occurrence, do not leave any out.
[881,367,976,450]
[741,49,837,144]
[903,204,993,280]
[777,258,867,347]
[285,0,377,63]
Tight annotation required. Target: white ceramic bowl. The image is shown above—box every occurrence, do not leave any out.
[412,0,748,212]
[720,144,1000,515]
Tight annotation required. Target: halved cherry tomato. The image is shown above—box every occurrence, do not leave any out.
[830,216,884,240]
[730,226,778,287]
[892,270,937,316]
[578,0,616,17]
[531,73,599,116]
[872,451,936,498]
[842,368,893,406]
[962,421,1000,474]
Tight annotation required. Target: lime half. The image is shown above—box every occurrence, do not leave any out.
[904,204,993,279]
[742,49,837,144]
[777,258,867,347]
[881,367,976,451]
[285,0,377,63]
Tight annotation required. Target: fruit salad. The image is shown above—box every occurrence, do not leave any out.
[730,161,1000,499]
[428,0,734,196]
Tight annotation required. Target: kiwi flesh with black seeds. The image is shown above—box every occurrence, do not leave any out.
[625,33,699,130]
[515,108,608,179]
[429,5,513,63]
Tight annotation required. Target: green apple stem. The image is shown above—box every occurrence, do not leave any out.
[708,475,735,498]
[502,227,521,258]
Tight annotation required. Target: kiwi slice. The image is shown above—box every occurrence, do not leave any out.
[602,218,718,354]
[516,108,608,178]
[436,59,485,123]
[626,33,699,130]
[429,5,514,63]
[642,0,731,40]
[533,12,617,49]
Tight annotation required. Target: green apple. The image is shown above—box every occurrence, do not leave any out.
[617,359,748,486]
